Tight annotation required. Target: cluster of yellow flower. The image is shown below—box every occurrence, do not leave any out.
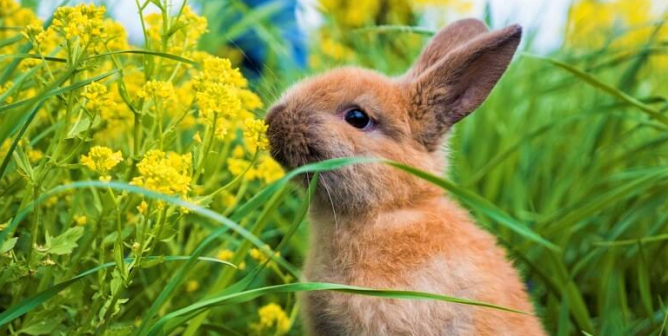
[52,4,106,45]
[80,146,123,182]
[2,0,282,254]
[81,82,113,112]
[567,0,668,51]
[1,1,291,334]
[312,0,472,69]
[318,0,472,28]
[250,303,291,335]
[227,147,284,184]
[131,150,193,196]
[145,6,207,55]
[1,0,40,53]
[51,1,283,195]
[138,80,175,100]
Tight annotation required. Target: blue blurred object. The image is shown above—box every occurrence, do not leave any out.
[228,0,307,79]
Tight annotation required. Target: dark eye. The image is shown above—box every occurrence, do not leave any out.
[344,109,371,129]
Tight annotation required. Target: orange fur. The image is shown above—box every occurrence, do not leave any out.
[265,19,546,336]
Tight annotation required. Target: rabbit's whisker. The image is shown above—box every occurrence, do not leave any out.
[319,171,339,230]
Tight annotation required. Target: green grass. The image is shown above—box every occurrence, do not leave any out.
[0,1,667,335]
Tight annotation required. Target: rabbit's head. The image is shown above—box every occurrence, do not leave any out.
[265,19,521,215]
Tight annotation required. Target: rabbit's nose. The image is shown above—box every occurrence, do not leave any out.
[265,104,297,168]
[264,105,318,170]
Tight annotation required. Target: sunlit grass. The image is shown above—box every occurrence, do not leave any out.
[0,0,667,335]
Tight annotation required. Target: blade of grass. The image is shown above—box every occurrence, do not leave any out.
[180,173,320,336]
[354,25,437,36]
[86,50,197,66]
[385,160,560,252]
[148,282,528,336]
[523,53,668,125]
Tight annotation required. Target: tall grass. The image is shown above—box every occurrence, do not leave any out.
[0,1,667,336]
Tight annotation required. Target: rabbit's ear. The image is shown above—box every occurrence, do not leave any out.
[408,24,521,151]
[406,18,489,80]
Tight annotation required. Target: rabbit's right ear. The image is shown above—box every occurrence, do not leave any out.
[405,22,522,151]
[406,19,489,80]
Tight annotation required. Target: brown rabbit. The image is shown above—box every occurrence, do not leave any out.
[265,19,546,336]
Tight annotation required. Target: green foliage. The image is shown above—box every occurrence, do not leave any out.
[0,0,667,336]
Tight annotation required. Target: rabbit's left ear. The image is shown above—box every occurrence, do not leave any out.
[407,24,521,151]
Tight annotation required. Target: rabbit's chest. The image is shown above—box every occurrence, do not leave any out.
[301,255,476,336]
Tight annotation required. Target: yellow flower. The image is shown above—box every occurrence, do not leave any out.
[137,201,148,214]
[0,81,14,104]
[255,156,284,184]
[0,140,8,160]
[138,80,175,100]
[232,146,245,158]
[196,57,246,88]
[251,303,291,335]
[237,89,263,111]
[566,0,662,51]
[131,150,192,196]
[18,58,41,71]
[74,215,87,226]
[51,4,106,52]
[103,20,129,51]
[244,118,269,151]
[81,82,112,112]
[214,118,231,140]
[227,158,250,176]
[249,245,280,264]
[186,280,199,292]
[145,6,207,52]
[320,0,380,27]
[26,149,43,163]
[21,23,43,41]
[193,56,244,119]
[411,0,473,11]
[192,132,202,144]
[217,249,234,261]
[81,146,123,180]
[196,84,241,121]
[320,36,355,61]
[219,190,237,208]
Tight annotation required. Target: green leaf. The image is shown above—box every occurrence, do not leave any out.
[47,226,84,255]
[66,114,98,139]
[0,237,18,254]
[17,318,61,335]
[0,256,233,327]
[0,53,66,63]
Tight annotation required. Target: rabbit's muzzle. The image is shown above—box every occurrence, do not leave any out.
[265,104,325,170]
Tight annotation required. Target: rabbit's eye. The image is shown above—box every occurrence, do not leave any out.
[344,108,372,129]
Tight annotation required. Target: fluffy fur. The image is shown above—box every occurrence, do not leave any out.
[265,18,546,336]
